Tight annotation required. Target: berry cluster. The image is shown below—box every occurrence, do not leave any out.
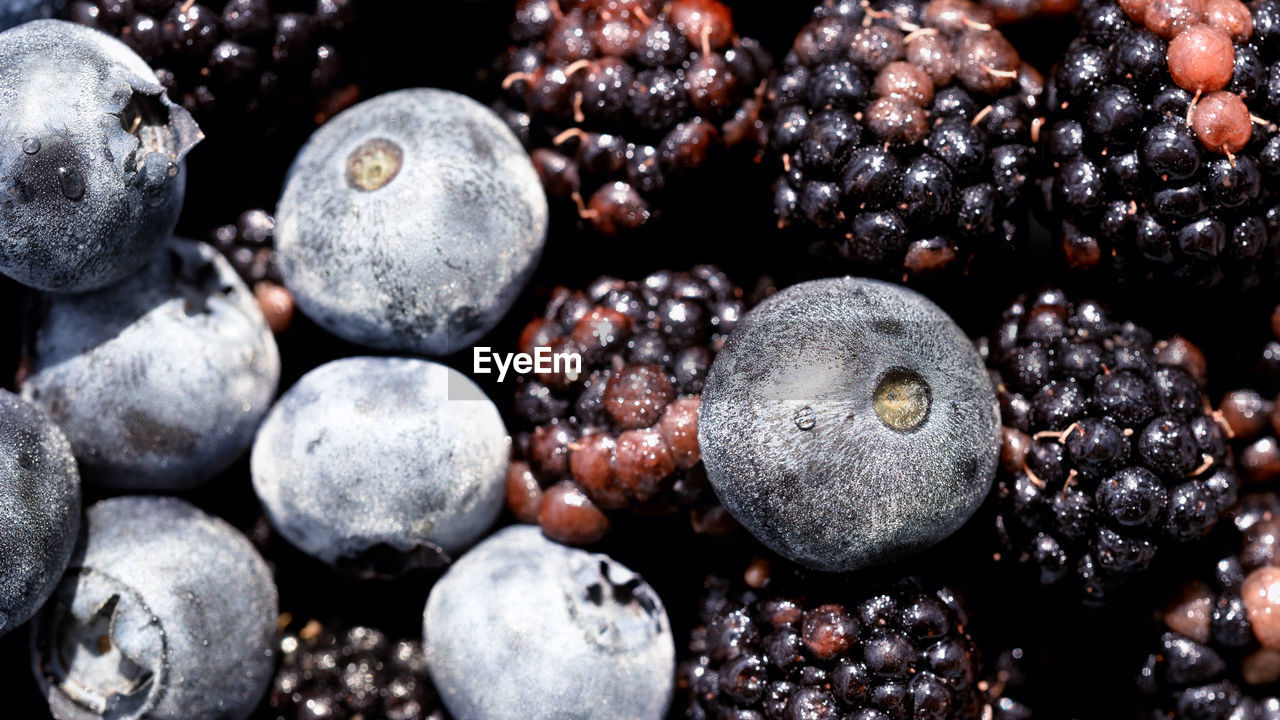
[983,289,1239,601]
[206,208,295,332]
[1139,493,1280,719]
[66,0,358,132]
[679,571,987,720]
[768,0,1040,278]
[494,0,772,234]
[507,266,754,545]
[1037,0,1280,286]
[270,620,447,720]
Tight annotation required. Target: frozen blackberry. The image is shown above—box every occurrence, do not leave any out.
[1139,498,1280,720]
[65,0,359,133]
[271,618,448,720]
[1037,0,1280,287]
[982,289,1239,602]
[678,567,993,720]
[508,265,765,545]
[494,0,772,234]
[207,208,295,332]
[767,0,1041,278]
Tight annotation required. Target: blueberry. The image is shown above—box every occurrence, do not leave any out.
[251,356,507,576]
[0,0,65,30]
[31,496,276,720]
[0,390,79,637]
[0,20,200,292]
[698,277,1000,572]
[21,239,279,490]
[275,88,547,355]
[423,525,674,720]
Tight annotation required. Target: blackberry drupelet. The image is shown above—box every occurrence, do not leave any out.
[678,569,993,720]
[207,208,295,332]
[982,289,1239,602]
[493,0,772,235]
[508,265,762,546]
[1038,0,1280,287]
[65,0,359,133]
[1139,495,1280,720]
[767,0,1041,278]
[271,619,448,720]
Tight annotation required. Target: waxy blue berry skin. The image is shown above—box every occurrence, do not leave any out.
[0,0,64,30]
[251,356,508,576]
[0,20,201,293]
[0,389,79,638]
[275,88,547,355]
[699,277,1001,573]
[423,525,675,720]
[21,238,280,490]
[30,496,277,720]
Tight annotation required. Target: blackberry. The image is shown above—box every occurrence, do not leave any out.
[1215,302,1280,486]
[982,289,1239,602]
[678,567,995,720]
[206,208,295,332]
[767,0,1040,278]
[494,0,772,235]
[1140,497,1280,719]
[271,619,448,720]
[980,0,1079,23]
[507,265,766,545]
[65,0,359,133]
[1037,0,1280,287]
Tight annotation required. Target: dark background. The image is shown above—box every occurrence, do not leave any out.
[1,2,1278,718]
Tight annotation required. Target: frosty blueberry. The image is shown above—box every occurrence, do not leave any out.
[31,496,277,720]
[21,238,279,490]
[0,20,200,292]
[0,389,79,638]
[274,87,547,355]
[251,356,508,576]
[422,525,674,720]
[698,277,1002,572]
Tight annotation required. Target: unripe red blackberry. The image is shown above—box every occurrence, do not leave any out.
[494,0,772,235]
[508,266,769,545]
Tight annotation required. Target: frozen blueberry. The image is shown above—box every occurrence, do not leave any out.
[251,356,508,576]
[423,525,673,720]
[31,496,277,720]
[21,238,279,490]
[0,20,200,293]
[275,88,547,355]
[0,0,65,30]
[699,277,1001,572]
[0,389,78,638]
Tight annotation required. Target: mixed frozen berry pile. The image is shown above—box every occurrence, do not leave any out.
[5,2,1280,720]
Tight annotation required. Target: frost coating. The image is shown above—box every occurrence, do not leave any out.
[21,238,279,490]
[275,88,547,355]
[0,20,200,292]
[251,357,508,575]
[31,496,277,720]
[699,277,1002,572]
[0,389,79,638]
[423,526,674,720]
